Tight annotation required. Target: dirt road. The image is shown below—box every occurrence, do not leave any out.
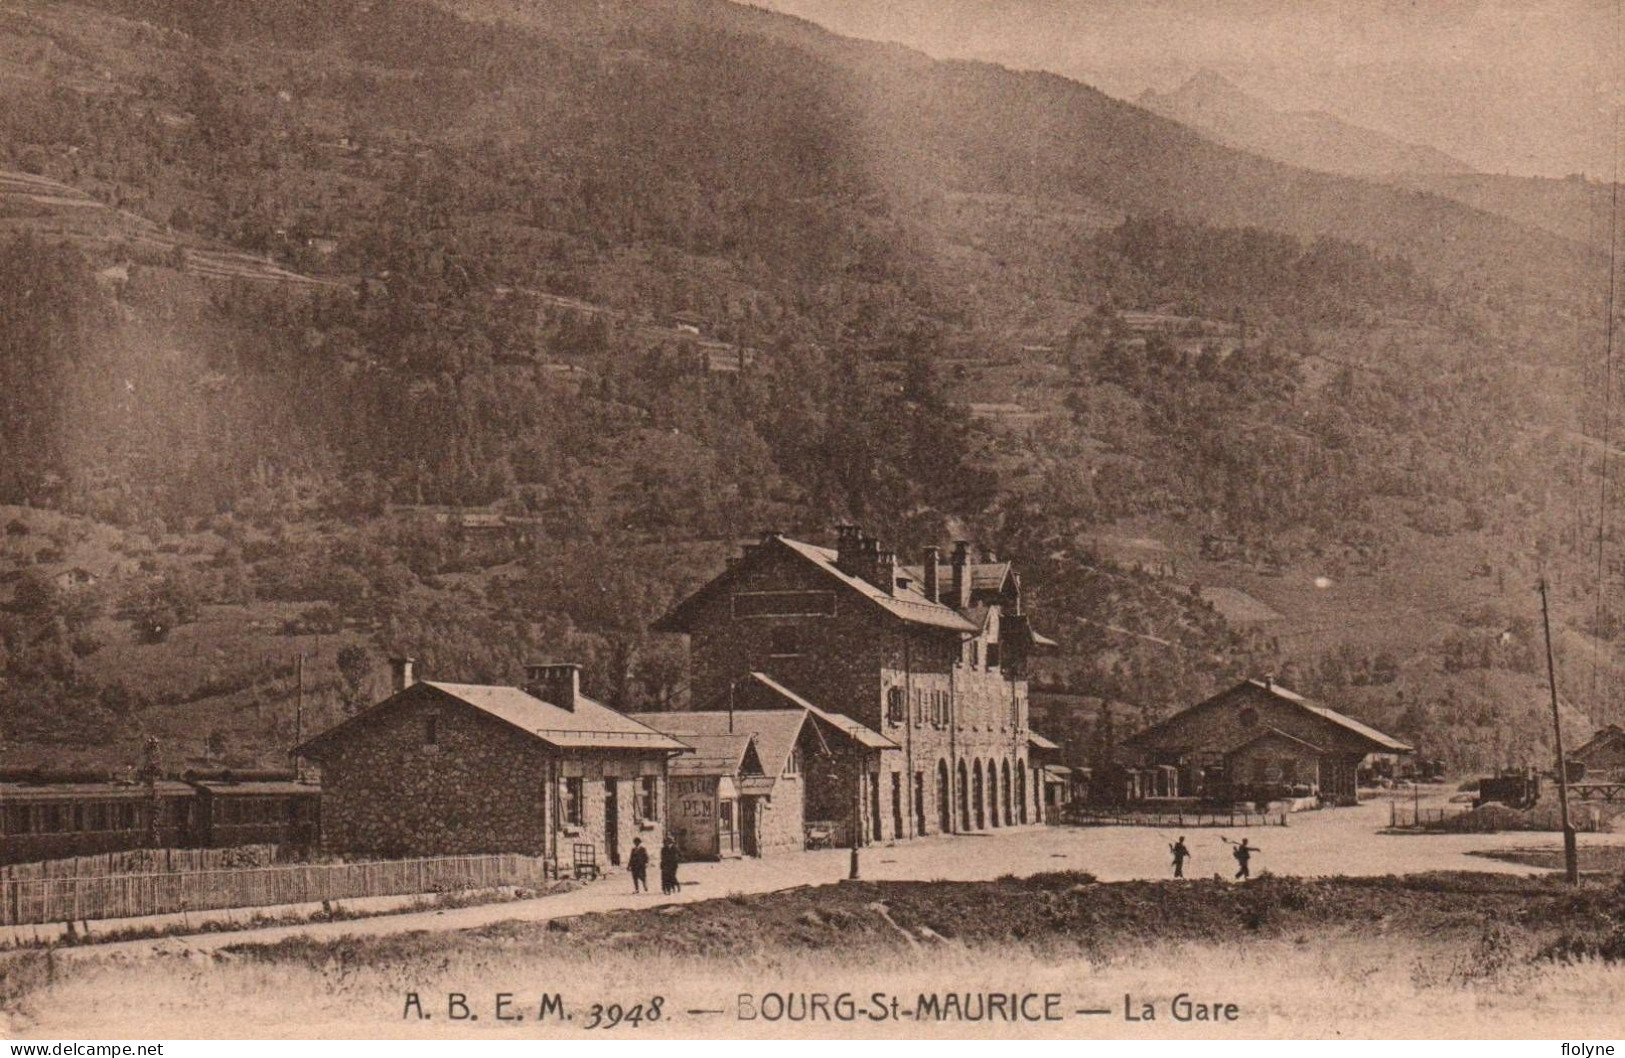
[22,797,1622,961]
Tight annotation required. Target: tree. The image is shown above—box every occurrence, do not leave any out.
[337,644,374,714]
[1091,700,1117,772]
[12,570,57,615]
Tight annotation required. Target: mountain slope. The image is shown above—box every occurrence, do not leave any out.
[0,0,1615,779]
[447,0,1590,297]
[1391,172,1618,254]
[1138,69,1474,179]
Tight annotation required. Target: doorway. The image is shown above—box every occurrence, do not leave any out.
[868,773,881,843]
[604,779,620,865]
[914,771,927,836]
[890,772,903,840]
[741,797,760,857]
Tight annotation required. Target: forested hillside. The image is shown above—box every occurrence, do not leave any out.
[0,0,1616,779]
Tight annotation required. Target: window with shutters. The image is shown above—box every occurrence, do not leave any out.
[565,777,584,825]
[886,686,906,725]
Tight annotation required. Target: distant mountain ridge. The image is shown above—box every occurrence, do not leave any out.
[1138,69,1474,179]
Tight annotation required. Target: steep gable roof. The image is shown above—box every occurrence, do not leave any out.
[649,731,760,778]
[629,709,815,777]
[742,671,899,751]
[297,681,691,757]
[652,534,977,634]
[1123,678,1412,754]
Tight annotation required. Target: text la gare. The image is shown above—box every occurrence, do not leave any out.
[1124,993,1240,1022]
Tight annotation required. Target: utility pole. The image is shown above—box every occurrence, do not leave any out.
[850,754,862,880]
[296,652,305,747]
[1539,578,1580,884]
[140,735,161,849]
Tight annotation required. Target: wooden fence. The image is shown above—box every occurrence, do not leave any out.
[1387,805,1472,829]
[1,853,553,927]
[1,846,281,881]
[1388,803,1610,832]
[1069,808,1288,828]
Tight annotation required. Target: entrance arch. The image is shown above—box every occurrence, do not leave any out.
[937,760,952,833]
[1016,761,1028,825]
[1001,760,1013,826]
[957,760,970,831]
[981,760,994,828]
[972,760,986,830]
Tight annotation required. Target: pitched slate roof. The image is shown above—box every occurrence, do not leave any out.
[1027,732,1061,751]
[742,671,899,750]
[775,537,979,631]
[1123,678,1412,754]
[653,535,977,634]
[629,710,812,778]
[899,561,1012,595]
[650,731,757,778]
[297,681,691,757]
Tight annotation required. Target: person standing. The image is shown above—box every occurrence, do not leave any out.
[660,834,681,895]
[628,837,650,893]
[1169,836,1190,879]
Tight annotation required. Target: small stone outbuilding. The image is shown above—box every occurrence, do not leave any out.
[295,660,689,868]
[633,687,890,857]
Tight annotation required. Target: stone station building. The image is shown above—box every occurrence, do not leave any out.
[295,659,688,869]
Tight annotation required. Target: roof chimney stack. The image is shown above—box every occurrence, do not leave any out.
[922,546,941,603]
[951,541,972,609]
[834,524,863,578]
[875,549,897,596]
[389,656,416,694]
[527,662,581,712]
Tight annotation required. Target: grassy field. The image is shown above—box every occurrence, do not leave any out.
[4,871,1624,1039]
[1473,845,1625,874]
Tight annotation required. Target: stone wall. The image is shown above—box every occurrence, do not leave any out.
[314,686,665,863]
[318,689,550,858]
[755,773,806,853]
[1226,736,1325,789]
[685,545,1042,844]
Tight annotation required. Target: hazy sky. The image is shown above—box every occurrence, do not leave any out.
[754,0,1621,178]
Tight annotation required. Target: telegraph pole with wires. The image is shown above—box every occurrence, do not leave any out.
[1538,578,1580,884]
